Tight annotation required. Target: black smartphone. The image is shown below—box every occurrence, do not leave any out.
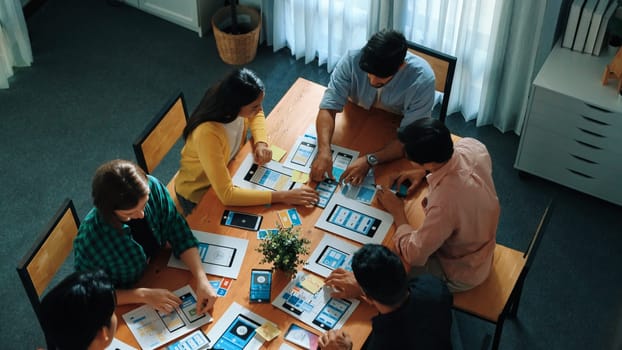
[221,210,263,231]
[249,268,272,303]
[391,179,412,198]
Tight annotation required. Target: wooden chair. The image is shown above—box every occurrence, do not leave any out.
[133,91,189,214]
[407,41,457,123]
[16,198,80,350]
[453,199,554,350]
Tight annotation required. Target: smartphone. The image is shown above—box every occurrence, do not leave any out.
[391,179,411,198]
[284,323,319,350]
[221,210,263,231]
[249,269,272,303]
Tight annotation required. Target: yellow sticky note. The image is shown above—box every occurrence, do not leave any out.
[256,322,281,341]
[271,145,287,162]
[300,274,324,294]
[291,170,310,184]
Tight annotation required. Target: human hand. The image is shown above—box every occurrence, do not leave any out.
[325,268,362,299]
[376,186,408,226]
[389,169,426,195]
[338,156,370,185]
[194,278,218,314]
[318,330,353,350]
[253,142,272,165]
[281,186,320,207]
[142,288,182,313]
[311,151,334,182]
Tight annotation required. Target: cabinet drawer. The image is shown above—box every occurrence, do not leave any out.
[532,87,622,130]
[529,108,622,152]
[519,127,622,171]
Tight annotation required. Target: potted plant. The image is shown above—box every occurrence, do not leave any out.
[212,0,262,65]
[256,224,311,278]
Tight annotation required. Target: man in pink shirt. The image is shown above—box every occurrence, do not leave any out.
[326,118,499,297]
[377,117,500,292]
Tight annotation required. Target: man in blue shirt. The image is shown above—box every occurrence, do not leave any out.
[310,30,435,183]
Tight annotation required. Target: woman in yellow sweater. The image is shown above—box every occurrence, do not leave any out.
[175,68,319,215]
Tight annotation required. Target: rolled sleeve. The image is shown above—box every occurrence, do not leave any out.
[319,52,354,111]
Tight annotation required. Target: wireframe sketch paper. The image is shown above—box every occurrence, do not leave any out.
[122,285,213,350]
[282,135,360,179]
[305,234,360,278]
[339,168,377,205]
[232,154,297,191]
[168,230,249,279]
[315,192,393,245]
[205,302,272,350]
[106,338,137,350]
[272,272,359,333]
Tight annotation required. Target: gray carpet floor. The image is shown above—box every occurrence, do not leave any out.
[1,1,621,349]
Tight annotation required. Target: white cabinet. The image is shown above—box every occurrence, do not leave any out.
[123,0,221,37]
[515,42,622,206]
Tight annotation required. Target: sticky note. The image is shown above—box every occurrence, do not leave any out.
[291,170,310,184]
[256,322,281,341]
[271,145,287,161]
[300,274,324,294]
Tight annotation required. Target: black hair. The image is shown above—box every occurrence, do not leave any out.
[183,68,265,139]
[398,118,454,164]
[91,159,150,225]
[352,244,408,306]
[359,30,407,78]
[40,270,116,350]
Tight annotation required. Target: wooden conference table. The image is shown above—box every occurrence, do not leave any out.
[115,78,428,349]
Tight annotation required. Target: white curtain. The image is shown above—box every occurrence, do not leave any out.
[0,0,32,89]
[260,0,553,134]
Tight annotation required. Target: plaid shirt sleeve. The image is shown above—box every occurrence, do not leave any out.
[146,175,198,258]
[74,208,149,288]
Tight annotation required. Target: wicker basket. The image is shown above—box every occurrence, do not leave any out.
[212,5,261,65]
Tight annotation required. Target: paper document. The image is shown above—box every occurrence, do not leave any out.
[305,234,360,278]
[122,285,213,350]
[232,154,298,191]
[205,302,273,350]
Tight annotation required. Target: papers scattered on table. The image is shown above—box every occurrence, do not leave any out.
[305,234,359,278]
[122,285,213,350]
[282,134,360,179]
[272,272,359,333]
[340,168,377,205]
[205,302,274,350]
[315,192,393,245]
[232,154,298,191]
[168,230,248,279]
[106,337,137,350]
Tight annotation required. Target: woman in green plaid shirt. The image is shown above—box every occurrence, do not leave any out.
[73,159,217,314]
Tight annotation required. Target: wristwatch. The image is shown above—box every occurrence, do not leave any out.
[366,153,379,167]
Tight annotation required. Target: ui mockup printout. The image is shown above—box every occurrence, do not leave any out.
[272,272,359,333]
[304,234,360,278]
[315,192,393,245]
[122,285,213,350]
[205,302,273,350]
[232,154,296,191]
[168,230,248,279]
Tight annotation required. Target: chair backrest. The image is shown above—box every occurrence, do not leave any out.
[16,198,80,346]
[407,41,457,123]
[133,91,189,174]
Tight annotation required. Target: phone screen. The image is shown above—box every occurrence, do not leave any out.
[332,152,353,180]
[244,163,294,191]
[213,314,261,350]
[179,292,206,323]
[157,309,186,332]
[315,180,338,208]
[292,141,316,166]
[221,210,262,231]
[198,242,236,267]
[284,323,319,350]
[326,204,380,237]
[249,269,272,303]
[311,298,352,330]
[316,245,352,272]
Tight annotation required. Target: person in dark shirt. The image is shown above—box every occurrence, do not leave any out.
[322,244,453,350]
